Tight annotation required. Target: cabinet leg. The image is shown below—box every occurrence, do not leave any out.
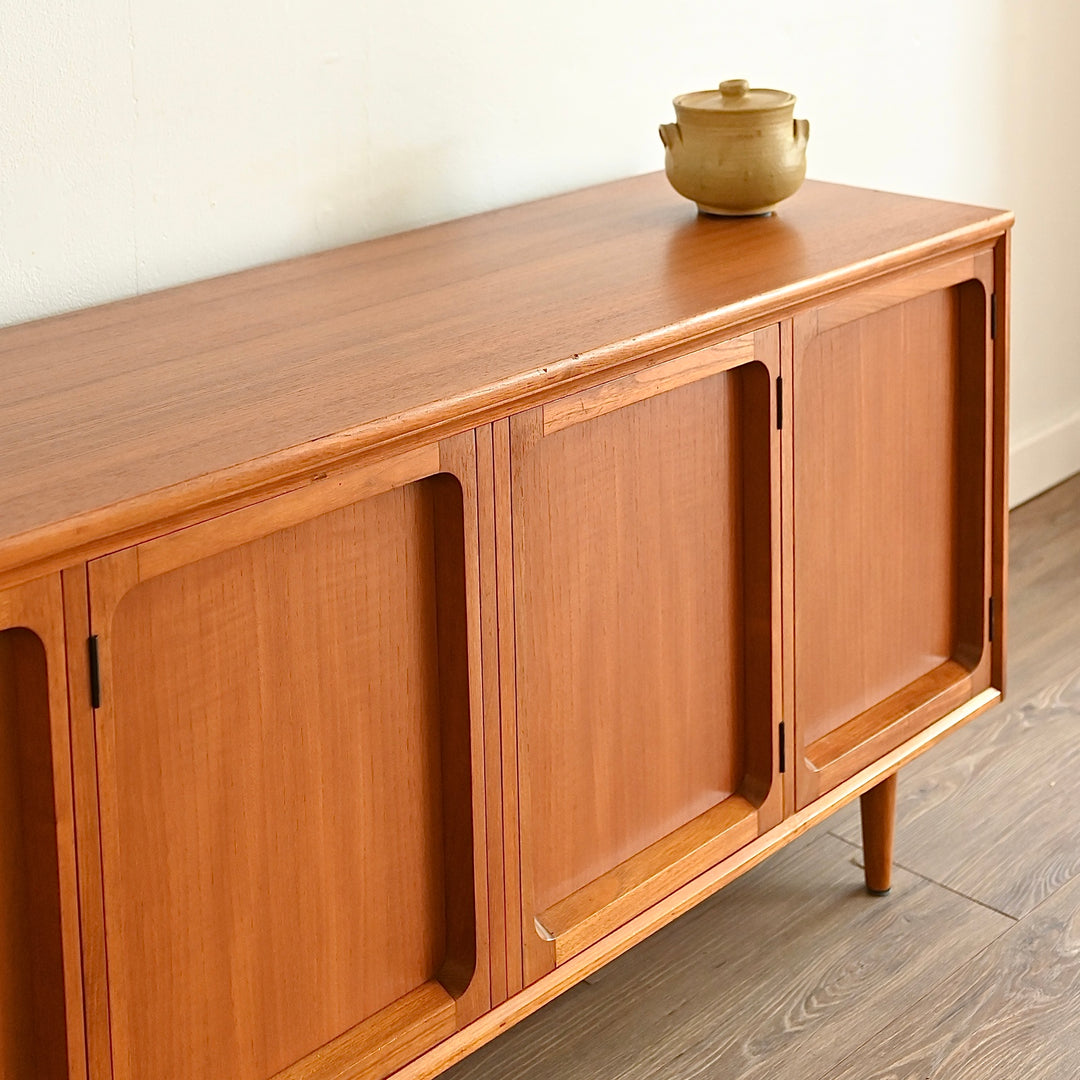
[859,772,898,895]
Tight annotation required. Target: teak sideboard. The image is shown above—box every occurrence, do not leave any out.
[0,173,1012,1080]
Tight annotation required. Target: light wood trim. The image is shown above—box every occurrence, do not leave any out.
[491,419,524,998]
[813,254,978,334]
[779,318,796,818]
[388,687,1001,1080]
[959,253,996,684]
[475,425,507,1008]
[438,429,493,1027]
[506,406,556,989]
[860,773,898,895]
[136,444,440,581]
[991,233,1010,694]
[83,548,140,1077]
[542,333,756,435]
[62,566,111,1080]
[803,660,975,791]
[538,796,760,963]
[752,324,785,829]
[271,982,456,1080]
[0,575,87,1080]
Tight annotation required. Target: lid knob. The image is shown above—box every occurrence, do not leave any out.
[719,79,750,100]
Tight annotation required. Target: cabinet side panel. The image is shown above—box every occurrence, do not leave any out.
[99,479,468,1080]
[0,628,69,1080]
[794,287,967,748]
[513,372,750,917]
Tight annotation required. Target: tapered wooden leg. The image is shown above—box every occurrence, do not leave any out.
[860,772,897,895]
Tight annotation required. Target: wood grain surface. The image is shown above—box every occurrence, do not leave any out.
[990,233,1011,693]
[0,576,85,1080]
[509,349,780,977]
[474,425,509,1008]
[859,772,897,894]
[272,984,457,1080]
[0,175,1010,581]
[0,627,69,1080]
[491,419,524,999]
[795,287,960,743]
[513,375,750,908]
[792,269,992,805]
[88,462,483,1080]
[825,871,1080,1080]
[62,565,113,1080]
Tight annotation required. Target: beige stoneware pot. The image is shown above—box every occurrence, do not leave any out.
[660,78,809,216]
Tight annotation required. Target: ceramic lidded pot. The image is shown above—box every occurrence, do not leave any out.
[660,78,809,216]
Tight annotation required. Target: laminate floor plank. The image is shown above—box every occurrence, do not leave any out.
[829,472,1080,918]
[831,667,1080,918]
[823,870,1080,1080]
[994,470,1080,702]
[445,833,1010,1080]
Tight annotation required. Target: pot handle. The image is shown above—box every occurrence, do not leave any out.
[659,122,682,149]
[793,117,810,149]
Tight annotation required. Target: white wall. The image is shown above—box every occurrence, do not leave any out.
[2,0,1076,503]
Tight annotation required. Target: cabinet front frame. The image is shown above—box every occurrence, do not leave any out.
[497,326,785,984]
[77,431,493,1080]
[787,251,998,808]
[0,574,87,1080]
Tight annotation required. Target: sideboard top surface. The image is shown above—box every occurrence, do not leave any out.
[0,172,1011,573]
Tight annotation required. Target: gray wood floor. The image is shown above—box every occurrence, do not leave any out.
[447,471,1080,1080]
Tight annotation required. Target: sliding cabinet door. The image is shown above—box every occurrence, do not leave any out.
[86,434,490,1080]
[791,254,996,807]
[506,330,783,983]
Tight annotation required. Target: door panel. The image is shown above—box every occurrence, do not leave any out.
[508,330,782,981]
[792,256,994,806]
[88,435,489,1080]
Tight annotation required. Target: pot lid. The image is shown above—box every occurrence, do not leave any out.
[674,79,794,113]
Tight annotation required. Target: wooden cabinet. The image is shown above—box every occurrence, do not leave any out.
[0,174,1011,1080]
